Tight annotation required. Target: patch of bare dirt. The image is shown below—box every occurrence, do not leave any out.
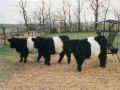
[0,54,120,90]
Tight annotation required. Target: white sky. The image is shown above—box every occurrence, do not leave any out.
[0,0,120,24]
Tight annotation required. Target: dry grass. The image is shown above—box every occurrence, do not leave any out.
[0,54,120,90]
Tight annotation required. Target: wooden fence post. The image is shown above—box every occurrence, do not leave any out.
[2,27,7,45]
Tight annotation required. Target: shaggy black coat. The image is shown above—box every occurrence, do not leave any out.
[8,35,69,64]
[32,35,70,65]
[8,38,29,63]
[59,35,107,72]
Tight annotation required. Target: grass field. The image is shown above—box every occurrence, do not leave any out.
[0,32,120,90]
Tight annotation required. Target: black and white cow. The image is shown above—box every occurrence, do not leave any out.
[8,37,36,63]
[59,35,108,72]
[32,35,70,65]
[8,35,69,64]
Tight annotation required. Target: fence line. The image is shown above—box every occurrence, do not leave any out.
[0,27,120,45]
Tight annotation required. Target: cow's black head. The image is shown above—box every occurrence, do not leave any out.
[95,35,107,49]
[32,37,39,48]
[8,38,17,48]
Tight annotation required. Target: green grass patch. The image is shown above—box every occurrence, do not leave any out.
[0,44,26,81]
[0,32,120,55]
[40,32,97,39]
[40,32,120,53]
[0,44,18,56]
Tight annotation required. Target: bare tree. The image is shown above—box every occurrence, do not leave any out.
[101,0,110,31]
[35,0,48,25]
[33,0,51,32]
[114,9,120,31]
[19,0,29,31]
[89,0,101,32]
[41,0,46,25]
[84,10,90,31]
[62,0,67,32]
[66,1,72,32]
[76,0,84,32]
[47,0,52,33]
[51,14,57,32]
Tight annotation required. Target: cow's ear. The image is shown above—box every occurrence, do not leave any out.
[8,38,11,42]
[32,38,36,42]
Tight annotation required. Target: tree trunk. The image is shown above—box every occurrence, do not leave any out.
[95,0,98,32]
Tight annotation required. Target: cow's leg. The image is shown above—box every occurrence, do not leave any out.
[73,53,85,72]
[37,53,42,62]
[99,52,107,68]
[23,52,29,64]
[66,52,71,64]
[58,52,65,63]
[44,55,51,65]
[19,53,23,62]
[76,58,85,72]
